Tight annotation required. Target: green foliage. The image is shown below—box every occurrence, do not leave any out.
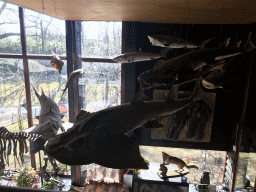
[12,167,40,188]
[41,181,54,190]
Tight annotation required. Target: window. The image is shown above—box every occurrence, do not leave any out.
[24,9,66,55]
[0,1,21,54]
[79,21,122,186]
[140,146,226,188]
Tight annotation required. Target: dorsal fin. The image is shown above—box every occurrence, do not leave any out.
[130,88,149,105]
[74,110,92,125]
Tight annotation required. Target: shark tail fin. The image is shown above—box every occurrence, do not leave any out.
[190,77,204,102]
[199,37,217,48]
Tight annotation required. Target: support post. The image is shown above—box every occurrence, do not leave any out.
[66,20,82,186]
[19,7,36,170]
[231,60,253,192]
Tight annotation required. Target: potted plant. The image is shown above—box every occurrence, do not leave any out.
[12,167,39,188]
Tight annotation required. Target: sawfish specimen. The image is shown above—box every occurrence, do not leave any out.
[30,85,65,138]
[148,35,215,49]
[44,78,204,169]
[50,54,64,73]
[112,48,168,63]
[162,152,199,173]
[28,85,66,178]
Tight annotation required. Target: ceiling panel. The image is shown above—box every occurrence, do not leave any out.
[5,0,256,24]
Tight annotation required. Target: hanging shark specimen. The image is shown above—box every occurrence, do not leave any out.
[139,33,254,90]
[202,46,255,90]
[147,35,215,49]
[43,78,204,169]
[50,54,64,74]
[61,68,83,98]
[112,48,168,63]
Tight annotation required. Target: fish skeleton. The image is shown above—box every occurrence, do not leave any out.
[44,78,204,169]
[112,48,164,63]
[147,35,215,49]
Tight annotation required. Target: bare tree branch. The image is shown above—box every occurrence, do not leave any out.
[0,33,20,39]
[0,21,18,25]
[0,2,7,15]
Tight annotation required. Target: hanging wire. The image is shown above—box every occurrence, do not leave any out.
[53,0,57,18]
[218,25,223,48]
[41,0,45,13]
[174,24,183,57]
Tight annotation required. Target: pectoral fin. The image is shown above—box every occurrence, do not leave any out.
[143,120,164,128]
[74,110,92,125]
[32,136,47,153]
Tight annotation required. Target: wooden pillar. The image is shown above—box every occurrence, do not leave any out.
[19,7,36,170]
[231,60,253,192]
[66,20,82,186]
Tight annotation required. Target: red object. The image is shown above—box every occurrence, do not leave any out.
[58,104,67,114]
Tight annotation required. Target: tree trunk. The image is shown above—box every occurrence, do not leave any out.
[41,20,45,54]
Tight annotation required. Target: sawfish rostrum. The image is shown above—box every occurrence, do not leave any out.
[45,78,204,169]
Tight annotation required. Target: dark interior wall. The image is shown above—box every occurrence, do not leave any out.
[121,21,256,151]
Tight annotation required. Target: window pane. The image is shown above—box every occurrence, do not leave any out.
[79,62,121,112]
[0,58,31,169]
[235,151,256,190]
[24,9,66,55]
[79,62,121,185]
[139,146,226,188]
[28,59,68,121]
[0,1,21,54]
[82,21,122,58]
[28,59,70,172]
